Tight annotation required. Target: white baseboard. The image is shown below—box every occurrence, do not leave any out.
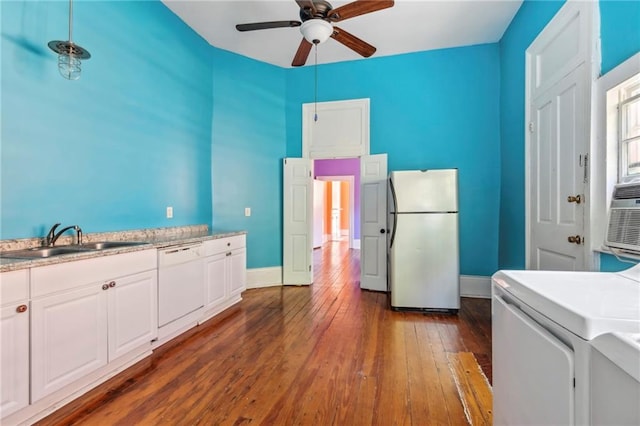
[353,239,360,249]
[247,266,282,289]
[460,275,491,299]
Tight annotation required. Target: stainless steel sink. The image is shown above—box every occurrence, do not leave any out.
[77,241,148,250]
[0,241,148,259]
[0,246,89,259]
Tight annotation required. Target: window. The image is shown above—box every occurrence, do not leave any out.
[618,77,640,182]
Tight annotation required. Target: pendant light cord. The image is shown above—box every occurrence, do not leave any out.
[314,43,318,122]
[68,0,73,42]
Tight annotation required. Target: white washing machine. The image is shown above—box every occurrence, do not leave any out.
[590,332,640,425]
[492,263,640,425]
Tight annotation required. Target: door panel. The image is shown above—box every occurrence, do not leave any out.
[530,66,587,271]
[31,285,108,402]
[283,158,313,285]
[360,154,387,291]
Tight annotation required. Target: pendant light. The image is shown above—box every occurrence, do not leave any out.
[48,0,91,80]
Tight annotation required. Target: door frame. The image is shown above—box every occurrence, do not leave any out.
[315,175,356,249]
[524,0,599,270]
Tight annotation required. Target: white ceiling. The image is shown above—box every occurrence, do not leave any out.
[162,0,523,68]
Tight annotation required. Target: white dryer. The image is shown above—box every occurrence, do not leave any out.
[492,263,640,425]
[590,332,640,425]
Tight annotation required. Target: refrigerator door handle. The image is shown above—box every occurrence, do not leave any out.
[389,178,398,248]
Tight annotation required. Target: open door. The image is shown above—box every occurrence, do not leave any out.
[360,154,388,291]
[283,158,313,285]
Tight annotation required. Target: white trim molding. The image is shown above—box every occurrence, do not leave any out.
[353,239,360,250]
[246,267,283,289]
[460,275,492,299]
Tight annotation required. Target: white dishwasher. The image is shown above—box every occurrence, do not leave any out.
[158,243,204,328]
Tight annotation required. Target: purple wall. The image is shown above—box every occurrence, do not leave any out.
[314,158,361,239]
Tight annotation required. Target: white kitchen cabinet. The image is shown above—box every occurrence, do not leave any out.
[108,270,157,360]
[30,249,157,402]
[205,252,227,307]
[203,235,246,319]
[228,248,246,297]
[31,283,108,402]
[0,270,30,418]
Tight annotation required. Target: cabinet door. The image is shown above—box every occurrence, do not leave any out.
[31,285,108,402]
[205,253,227,307]
[229,248,247,297]
[1,302,29,417]
[108,271,157,361]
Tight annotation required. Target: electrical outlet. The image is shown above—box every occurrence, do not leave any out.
[166,206,173,219]
[245,207,251,217]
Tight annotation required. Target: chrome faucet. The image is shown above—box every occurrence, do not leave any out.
[45,223,83,246]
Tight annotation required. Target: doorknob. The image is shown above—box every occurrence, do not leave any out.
[380,229,386,234]
[567,235,582,244]
[567,195,582,204]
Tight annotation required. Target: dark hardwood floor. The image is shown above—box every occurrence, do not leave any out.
[39,241,492,425]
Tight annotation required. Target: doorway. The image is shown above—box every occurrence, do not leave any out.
[313,158,361,251]
[314,176,355,248]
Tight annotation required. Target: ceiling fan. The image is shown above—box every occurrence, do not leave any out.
[236,0,394,67]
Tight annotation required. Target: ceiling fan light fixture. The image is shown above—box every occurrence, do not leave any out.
[300,19,333,44]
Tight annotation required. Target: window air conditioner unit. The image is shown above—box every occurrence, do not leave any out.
[606,181,640,253]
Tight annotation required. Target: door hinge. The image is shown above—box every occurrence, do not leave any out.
[529,122,534,133]
[582,153,589,183]
[309,265,311,272]
[309,171,312,177]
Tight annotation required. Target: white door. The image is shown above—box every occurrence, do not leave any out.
[283,158,313,285]
[530,67,588,270]
[108,271,157,361]
[360,154,388,291]
[0,303,29,417]
[526,1,593,271]
[31,285,108,402]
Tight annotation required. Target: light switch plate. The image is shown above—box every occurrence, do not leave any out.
[245,207,251,217]
[166,206,173,219]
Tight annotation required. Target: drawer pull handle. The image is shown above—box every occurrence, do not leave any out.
[227,242,231,246]
[109,281,116,288]
[16,304,27,313]
[226,252,232,256]
[102,284,110,290]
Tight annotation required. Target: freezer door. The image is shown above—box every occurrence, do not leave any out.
[389,169,458,213]
[389,213,459,309]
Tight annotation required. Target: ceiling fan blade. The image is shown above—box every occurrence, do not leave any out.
[331,26,376,58]
[295,0,317,15]
[328,0,394,22]
[292,38,313,67]
[236,21,301,32]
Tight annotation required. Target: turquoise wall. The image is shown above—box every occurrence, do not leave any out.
[3,0,638,273]
[210,48,286,268]
[286,45,501,277]
[600,0,640,74]
[497,0,565,269]
[1,0,213,238]
[498,0,640,270]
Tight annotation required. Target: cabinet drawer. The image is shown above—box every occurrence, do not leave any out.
[31,249,157,298]
[0,269,29,305]
[204,235,246,257]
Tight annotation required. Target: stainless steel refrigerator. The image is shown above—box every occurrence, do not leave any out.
[388,169,460,312]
